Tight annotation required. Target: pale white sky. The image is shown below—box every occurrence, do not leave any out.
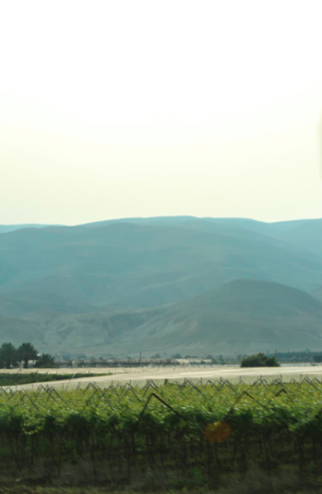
[1,0,322,225]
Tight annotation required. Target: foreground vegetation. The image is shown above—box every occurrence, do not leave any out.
[0,378,322,489]
[2,485,322,494]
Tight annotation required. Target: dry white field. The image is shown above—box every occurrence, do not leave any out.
[4,364,322,390]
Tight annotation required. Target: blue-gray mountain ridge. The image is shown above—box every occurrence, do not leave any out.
[0,216,321,356]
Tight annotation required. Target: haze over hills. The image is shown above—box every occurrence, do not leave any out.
[0,224,50,234]
[0,219,322,307]
[1,280,322,356]
[106,280,322,356]
[0,216,322,356]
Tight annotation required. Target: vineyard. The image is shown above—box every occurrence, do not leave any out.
[1,378,322,489]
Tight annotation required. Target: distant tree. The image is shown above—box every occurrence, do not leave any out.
[17,343,38,369]
[0,343,18,369]
[35,353,55,368]
[241,352,280,368]
[171,353,182,359]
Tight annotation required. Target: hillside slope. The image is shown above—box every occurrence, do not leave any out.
[313,287,322,301]
[0,291,94,318]
[1,217,322,356]
[2,280,321,356]
[0,306,164,354]
[106,280,322,356]
[0,220,321,309]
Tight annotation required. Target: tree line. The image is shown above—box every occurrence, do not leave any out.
[0,342,54,369]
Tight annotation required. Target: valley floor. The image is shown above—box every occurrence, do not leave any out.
[3,364,322,389]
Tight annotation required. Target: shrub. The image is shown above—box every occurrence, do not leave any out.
[241,352,280,367]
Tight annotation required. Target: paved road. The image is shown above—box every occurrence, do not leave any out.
[5,365,322,391]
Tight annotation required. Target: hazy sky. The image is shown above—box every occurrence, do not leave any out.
[1,0,322,225]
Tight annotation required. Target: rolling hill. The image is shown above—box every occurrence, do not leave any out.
[0,224,49,234]
[1,280,322,356]
[0,219,321,309]
[0,217,322,355]
[105,280,322,356]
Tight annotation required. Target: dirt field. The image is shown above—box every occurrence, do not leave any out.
[3,364,322,390]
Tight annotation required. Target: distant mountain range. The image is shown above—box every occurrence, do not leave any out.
[0,217,321,356]
[0,224,53,234]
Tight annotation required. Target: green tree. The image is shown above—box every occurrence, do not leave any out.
[0,343,18,369]
[241,352,279,367]
[35,353,55,368]
[17,343,38,369]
